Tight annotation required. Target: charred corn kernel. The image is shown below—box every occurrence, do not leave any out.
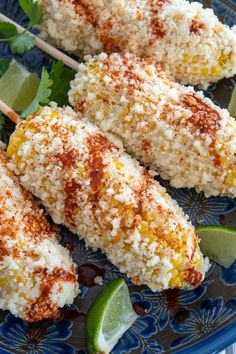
[9,105,208,291]
[0,148,78,322]
[38,0,236,86]
[69,52,236,198]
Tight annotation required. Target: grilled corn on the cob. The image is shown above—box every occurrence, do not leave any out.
[0,148,78,322]
[8,105,207,291]
[69,53,236,198]
[38,0,236,86]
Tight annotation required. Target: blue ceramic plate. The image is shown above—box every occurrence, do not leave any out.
[0,1,236,353]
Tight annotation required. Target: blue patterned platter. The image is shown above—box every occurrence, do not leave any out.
[0,1,236,353]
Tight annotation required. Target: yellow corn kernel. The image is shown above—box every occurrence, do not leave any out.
[218,52,231,68]
[145,211,156,222]
[5,170,12,178]
[183,54,189,64]
[201,68,209,76]
[18,240,25,248]
[226,171,236,187]
[21,293,31,302]
[169,276,181,287]
[150,122,157,130]
[210,66,217,75]
[49,111,59,121]
[7,137,22,156]
[139,221,148,234]
[220,157,228,165]
[0,278,7,286]
[7,128,26,157]
[171,256,183,268]
[214,24,224,33]
[119,109,129,121]
[139,222,154,238]
[7,139,17,157]
[191,57,198,64]
[78,166,85,175]
[48,197,57,204]
[16,275,26,284]
[145,67,155,76]
[112,230,122,243]
[194,257,202,268]
[114,160,124,170]
[170,268,179,277]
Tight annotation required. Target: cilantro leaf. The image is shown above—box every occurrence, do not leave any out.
[19,0,43,26]
[0,113,5,129]
[10,32,35,54]
[0,57,11,78]
[22,68,52,117]
[0,22,17,39]
[0,0,43,54]
[48,61,76,106]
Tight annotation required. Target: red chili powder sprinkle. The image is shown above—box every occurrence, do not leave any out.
[23,267,76,322]
[184,266,202,288]
[73,0,119,53]
[64,179,81,227]
[189,19,205,35]
[86,133,117,194]
[148,0,168,39]
[56,149,77,168]
[180,93,221,134]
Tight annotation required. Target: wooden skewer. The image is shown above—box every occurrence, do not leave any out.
[0,99,21,124]
[0,13,79,71]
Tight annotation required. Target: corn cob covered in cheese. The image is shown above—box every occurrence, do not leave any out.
[0,148,79,322]
[69,53,236,198]
[8,105,208,291]
[38,0,236,86]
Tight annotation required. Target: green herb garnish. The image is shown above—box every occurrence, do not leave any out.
[48,61,76,106]
[0,58,75,119]
[21,61,76,116]
[0,0,43,54]
[18,0,43,26]
[22,68,52,117]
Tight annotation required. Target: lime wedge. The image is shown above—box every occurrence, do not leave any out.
[228,85,236,117]
[86,278,138,354]
[196,225,236,268]
[0,59,39,112]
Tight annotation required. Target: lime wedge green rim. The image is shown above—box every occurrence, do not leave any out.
[86,278,125,353]
[196,225,236,233]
